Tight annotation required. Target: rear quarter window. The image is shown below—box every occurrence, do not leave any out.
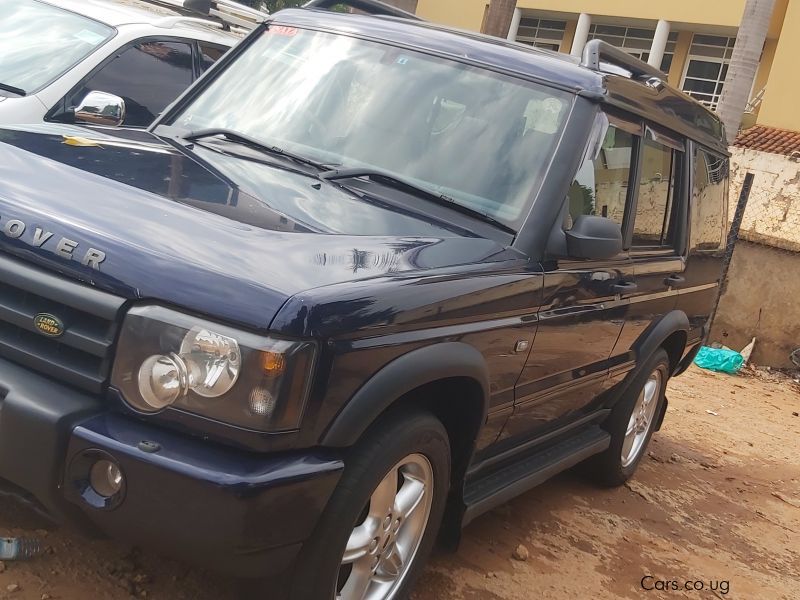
[691,149,728,251]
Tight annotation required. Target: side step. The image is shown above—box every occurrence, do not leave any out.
[462,425,610,525]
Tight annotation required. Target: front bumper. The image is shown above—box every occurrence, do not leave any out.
[0,357,343,578]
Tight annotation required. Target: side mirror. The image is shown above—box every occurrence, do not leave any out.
[74,91,126,127]
[565,215,623,260]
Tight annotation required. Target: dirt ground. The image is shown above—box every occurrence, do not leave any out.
[0,365,797,600]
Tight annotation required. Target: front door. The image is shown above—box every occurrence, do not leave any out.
[501,260,629,441]
[501,114,639,443]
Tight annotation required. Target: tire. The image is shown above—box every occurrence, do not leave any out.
[587,348,670,487]
[290,409,451,600]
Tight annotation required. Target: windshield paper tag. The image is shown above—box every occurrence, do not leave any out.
[74,29,106,46]
[268,26,299,37]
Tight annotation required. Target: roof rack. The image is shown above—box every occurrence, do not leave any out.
[302,0,422,21]
[143,0,269,32]
[581,39,665,80]
[154,15,223,30]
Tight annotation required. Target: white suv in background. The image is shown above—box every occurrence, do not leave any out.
[0,0,267,128]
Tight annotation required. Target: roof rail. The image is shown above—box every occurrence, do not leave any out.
[302,0,423,21]
[581,39,665,80]
[143,0,268,31]
[185,0,269,28]
[154,15,223,29]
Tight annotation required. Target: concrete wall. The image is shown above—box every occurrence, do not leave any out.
[711,241,800,368]
[729,147,800,252]
[710,147,800,368]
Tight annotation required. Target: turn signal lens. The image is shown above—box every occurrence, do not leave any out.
[261,351,286,377]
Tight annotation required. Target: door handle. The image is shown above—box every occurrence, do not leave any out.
[664,274,686,287]
[613,281,638,294]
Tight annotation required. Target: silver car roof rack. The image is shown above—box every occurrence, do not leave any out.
[302,0,422,21]
[143,0,269,32]
[581,39,665,80]
[154,15,225,30]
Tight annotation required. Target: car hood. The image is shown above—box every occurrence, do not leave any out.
[0,124,518,330]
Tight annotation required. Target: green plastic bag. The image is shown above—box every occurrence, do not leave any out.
[693,346,744,374]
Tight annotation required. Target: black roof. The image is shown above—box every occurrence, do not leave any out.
[274,9,728,154]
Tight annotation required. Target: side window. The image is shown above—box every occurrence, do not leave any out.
[691,149,728,250]
[67,40,194,127]
[569,124,635,228]
[199,42,228,72]
[631,130,683,248]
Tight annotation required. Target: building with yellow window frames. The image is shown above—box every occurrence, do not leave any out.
[413,0,797,132]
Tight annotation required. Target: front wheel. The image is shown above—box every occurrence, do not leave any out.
[291,410,451,600]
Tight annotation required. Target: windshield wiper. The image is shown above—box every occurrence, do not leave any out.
[320,167,515,234]
[0,83,26,97]
[184,128,330,172]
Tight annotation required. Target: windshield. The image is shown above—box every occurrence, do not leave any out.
[169,27,572,226]
[0,0,115,94]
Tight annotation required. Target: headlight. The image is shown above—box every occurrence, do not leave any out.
[111,305,316,432]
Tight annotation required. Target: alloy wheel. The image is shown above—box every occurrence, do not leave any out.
[336,453,434,600]
[620,369,662,467]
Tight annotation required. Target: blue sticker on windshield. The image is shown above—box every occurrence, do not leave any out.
[396,56,410,65]
[74,29,106,46]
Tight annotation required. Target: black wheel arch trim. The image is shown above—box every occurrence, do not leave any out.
[634,310,690,373]
[609,310,689,410]
[321,342,490,448]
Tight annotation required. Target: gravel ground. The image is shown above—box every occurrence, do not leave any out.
[0,365,797,600]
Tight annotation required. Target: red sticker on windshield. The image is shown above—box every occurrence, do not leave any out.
[268,26,299,37]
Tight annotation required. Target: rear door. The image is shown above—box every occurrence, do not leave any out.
[678,146,729,345]
[612,125,687,373]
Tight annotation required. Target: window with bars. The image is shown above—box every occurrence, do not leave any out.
[515,18,566,51]
[681,34,736,109]
[588,24,678,73]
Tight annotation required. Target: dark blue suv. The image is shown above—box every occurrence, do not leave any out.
[0,4,729,599]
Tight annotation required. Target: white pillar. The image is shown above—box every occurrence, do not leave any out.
[571,13,592,58]
[648,19,671,70]
[506,8,522,42]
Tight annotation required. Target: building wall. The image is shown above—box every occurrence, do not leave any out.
[415,0,486,30]
[383,0,419,13]
[416,0,787,35]
[415,0,797,130]
[755,0,800,129]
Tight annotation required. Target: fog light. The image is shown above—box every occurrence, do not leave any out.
[248,387,276,417]
[89,460,124,498]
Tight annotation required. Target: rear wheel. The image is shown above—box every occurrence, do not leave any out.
[588,348,670,487]
[291,410,450,600]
